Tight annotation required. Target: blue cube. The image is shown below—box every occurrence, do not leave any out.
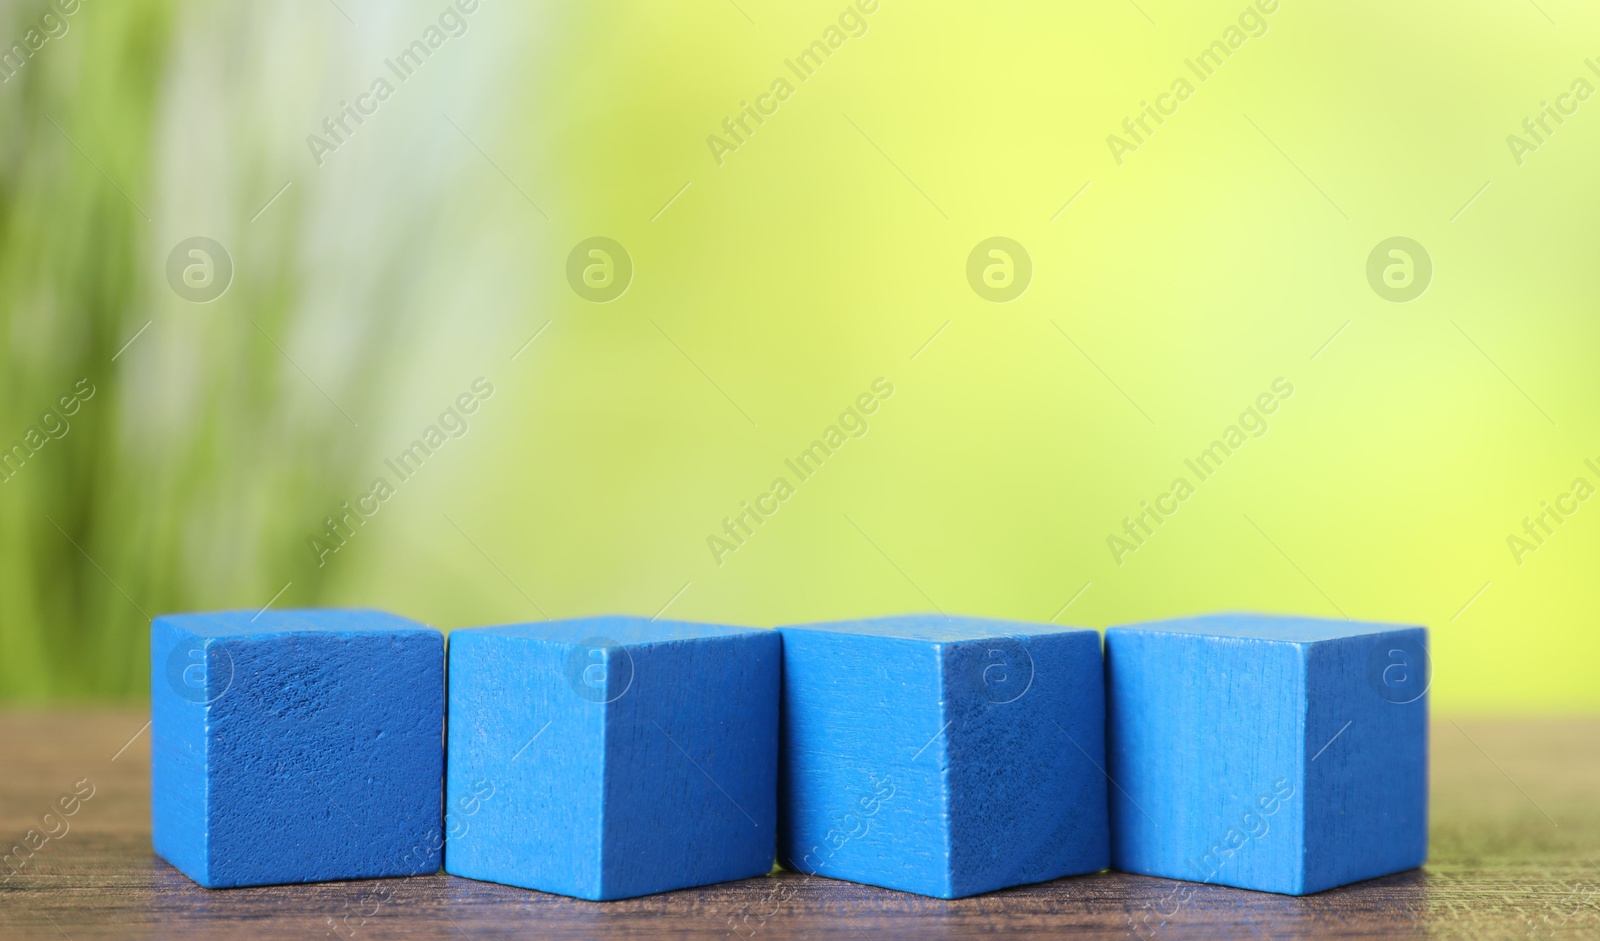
[1106,614,1428,896]
[445,617,779,900]
[150,609,445,888]
[777,615,1109,898]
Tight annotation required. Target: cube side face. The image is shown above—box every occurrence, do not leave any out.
[598,630,780,900]
[445,632,606,898]
[1106,629,1307,895]
[150,618,215,886]
[204,628,444,887]
[1301,629,1428,893]
[942,629,1110,898]
[777,628,952,897]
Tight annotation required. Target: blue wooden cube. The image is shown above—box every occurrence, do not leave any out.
[445,617,779,900]
[777,615,1109,898]
[1106,614,1428,895]
[150,609,444,888]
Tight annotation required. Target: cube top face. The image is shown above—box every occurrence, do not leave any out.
[155,607,434,640]
[446,620,779,900]
[150,611,444,889]
[1105,619,1428,896]
[1111,612,1421,644]
[463,614,768,648]
[777,617,1108,898]
[781,612,1087,645]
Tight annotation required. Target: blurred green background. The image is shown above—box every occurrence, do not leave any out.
[1,0,1595,712]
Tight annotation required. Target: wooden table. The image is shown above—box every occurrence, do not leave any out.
[1,713,1594,939]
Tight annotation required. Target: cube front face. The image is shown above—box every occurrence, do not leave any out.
[445,618,779,901]
[444,631,607,898]
[1106,616,1428,896]
[150,610,445,888]
[778,617,1110,899]
[1106,628,1308,894]
[778,630,951,896]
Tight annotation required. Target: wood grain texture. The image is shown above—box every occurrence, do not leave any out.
[1,712,1597,940]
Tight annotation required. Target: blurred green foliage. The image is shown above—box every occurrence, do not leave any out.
[2,0,176,698]
[0,1,411,699]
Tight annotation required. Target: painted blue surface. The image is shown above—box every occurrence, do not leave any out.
[150,609,444,888]
[1106,613,1428,896]
[777,615,1109,899]
[445,616,779,901]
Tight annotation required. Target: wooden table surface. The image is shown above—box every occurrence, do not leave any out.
[0,713,1595,940]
